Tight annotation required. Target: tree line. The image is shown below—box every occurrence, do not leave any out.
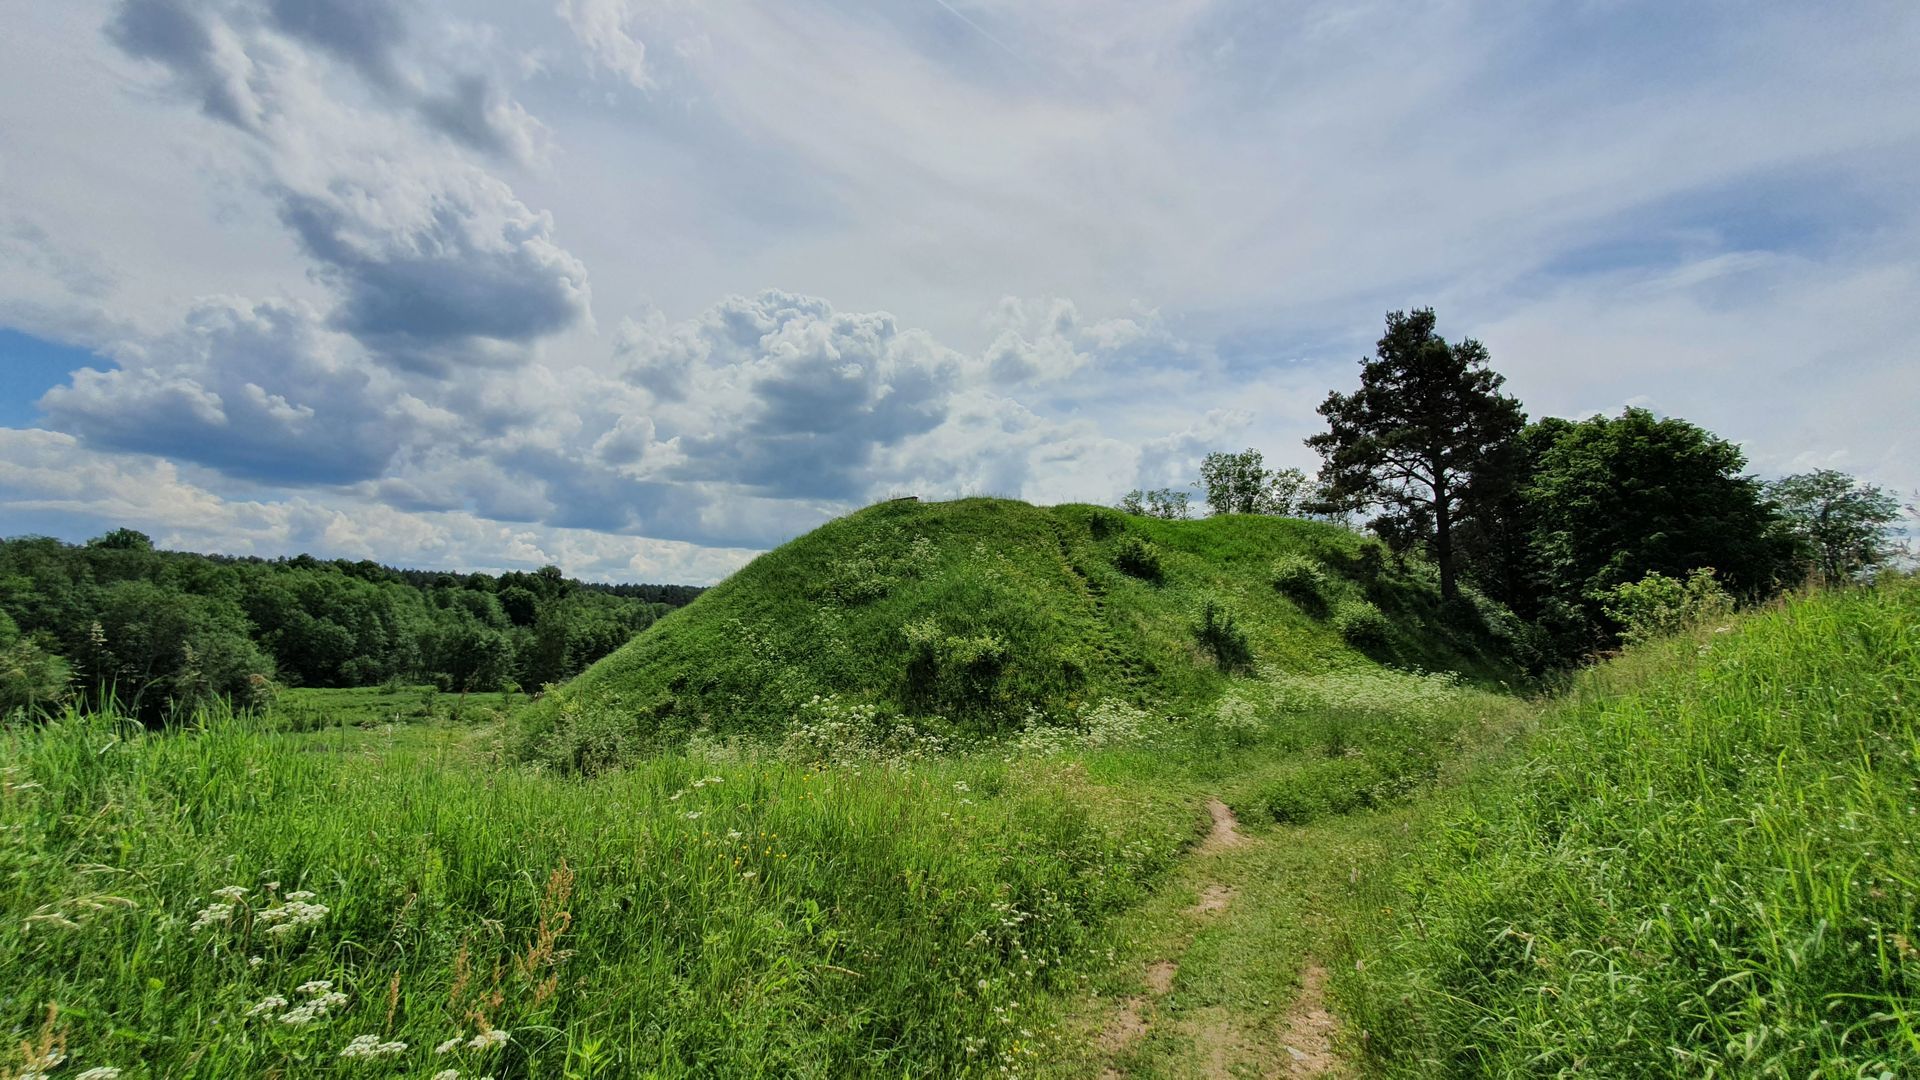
[0,530,702,722]
[1127,308,1906,668]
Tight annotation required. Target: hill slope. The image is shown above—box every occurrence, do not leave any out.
[523,498,1523,769]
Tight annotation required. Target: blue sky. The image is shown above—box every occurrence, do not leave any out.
[0,1,1915,583]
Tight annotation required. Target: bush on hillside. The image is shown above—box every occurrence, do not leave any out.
[1601,566,1732,645]
[1086,508,1125,540]
[1113,536,1164,582]
[902,617,1011,721]
[1332,599,1390,648]
[1271,553,1329,608]
[1193,597,1254,673]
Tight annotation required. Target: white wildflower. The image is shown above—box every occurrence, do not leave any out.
[75,1069,123,1080]
[435,1036,463,1054]
[683,810,701,820]
[468,1028,509,1051]
[297,979,333,995]
[246,995,289,1018]
[285,890,316,901]
[257,899,329,936]
[191,902,235,931]
[339,1034,407,1059]
[740,870,757,880]
[248,955,264,968]
[433,1072,459,1080]
[212,885,249,902]
[261,880,281,891]
[727,829,744,840]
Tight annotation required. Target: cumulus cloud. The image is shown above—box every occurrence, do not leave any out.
[104,0,584,371]
[38,298,415,484]
[614,291,963,499]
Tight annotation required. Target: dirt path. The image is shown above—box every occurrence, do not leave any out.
[1075,797,1352,1079]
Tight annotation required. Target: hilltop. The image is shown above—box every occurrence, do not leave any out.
[521,497,1525,769]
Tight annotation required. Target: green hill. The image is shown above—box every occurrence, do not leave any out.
[522,497,1524,770]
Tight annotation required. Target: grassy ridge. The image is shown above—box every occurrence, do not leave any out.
[525,498,1521,770]
[1339,577,1920,1076]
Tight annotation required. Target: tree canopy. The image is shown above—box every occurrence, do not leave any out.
[1308,308,1526,599]
[1766,469,1903,583]
[1524,408,1795,651]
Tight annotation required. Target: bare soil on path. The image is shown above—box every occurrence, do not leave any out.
[1056,796,1369,1079]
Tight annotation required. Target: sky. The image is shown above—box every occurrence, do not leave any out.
[0,1,1915,585]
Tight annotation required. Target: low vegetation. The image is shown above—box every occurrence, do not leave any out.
[1339,577,1920,1077]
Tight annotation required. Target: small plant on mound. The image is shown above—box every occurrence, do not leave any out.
[1112,536,1164,582]
[1270,553,1329,609]
[1332,599,1390,648]
[1086,508,1125,540]
[1193,597,1254,673]
[902,618,1011,721]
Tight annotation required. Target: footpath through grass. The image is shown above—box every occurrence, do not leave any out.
[1339,577,1920,1077]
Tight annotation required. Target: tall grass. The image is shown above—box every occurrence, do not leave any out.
[0,709,1191,1077]
[1339,578,1920,1077]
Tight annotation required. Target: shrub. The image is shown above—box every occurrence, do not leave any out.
[1332,599,1390,648]
[1113,536,1164,582]
[903,618,1011,720]
[1601,566,1732,645]
[1193,597,1254,673]
[1086,509,1125,540]
[1271,553,1329,605]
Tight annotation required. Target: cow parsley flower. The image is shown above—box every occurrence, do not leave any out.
[285,890,316,901]
[433,1072,459,1080]
[435,1036,463,1054]
[246,995,289,1018]
[190,902,235,931]
[468,1028,509,1051]
[75,1069,123,1080]
[297,980,333,995]
[212,885,249,902]
[339,1034,407,1059]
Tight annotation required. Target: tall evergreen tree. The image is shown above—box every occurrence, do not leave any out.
[1308,308,1526,600]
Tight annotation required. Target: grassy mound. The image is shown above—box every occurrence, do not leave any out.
[523,498,1522,771]
[1340,576,1920,1076]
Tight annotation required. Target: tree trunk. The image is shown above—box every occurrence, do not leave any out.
[1434,479,1457,601]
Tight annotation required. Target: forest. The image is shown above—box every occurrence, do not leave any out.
[0,532,700,723]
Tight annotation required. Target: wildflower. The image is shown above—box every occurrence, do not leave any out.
[953,781,971,793]
[436,1036,464,1054]
[433,1072,459,1080]
[285,890,317,901]
[257,899,329,936]
[468,1028,509,1051]
[190,902,235,931]
[683,810,702,820]
[297,979,334,995]
[212,885,249,902]
[339,1034,408,1059]
[248,956,264,968]
[727,829,744,840]
[740,870,758,880]
[262,880,281,891]
[75,1069,123,1080]
[246,995,289,1018]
